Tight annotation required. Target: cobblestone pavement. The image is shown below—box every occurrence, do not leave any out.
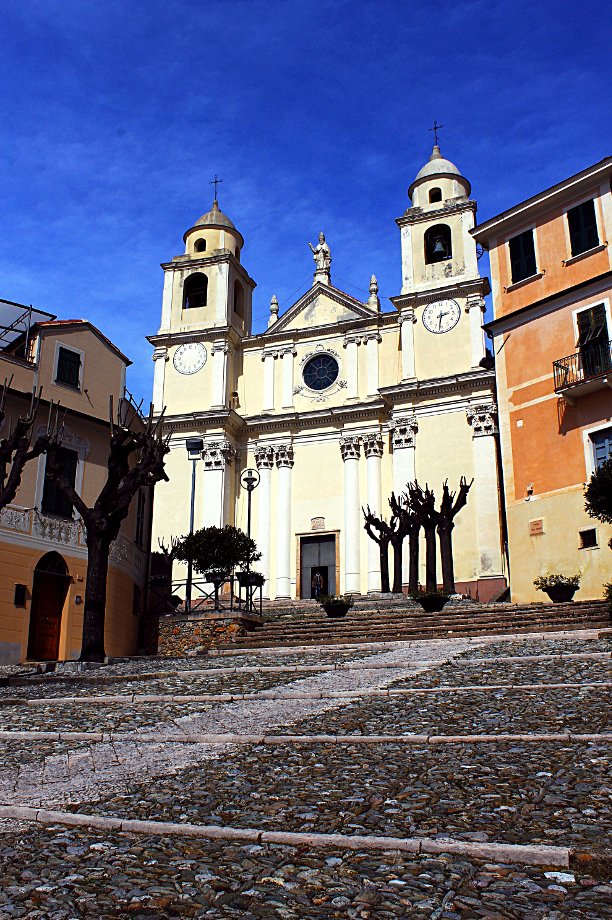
[0,631,611,918]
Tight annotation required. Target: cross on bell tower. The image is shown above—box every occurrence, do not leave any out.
[428,121,444,146]
[209,174,223,202]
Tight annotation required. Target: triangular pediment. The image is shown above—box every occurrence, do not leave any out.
[265,282,378,335]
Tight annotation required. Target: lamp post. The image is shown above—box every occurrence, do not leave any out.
[185,437,204,613]
[240,467,260,611]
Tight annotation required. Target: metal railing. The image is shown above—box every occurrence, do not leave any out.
[150,573,263,619]
[553,340,612,392]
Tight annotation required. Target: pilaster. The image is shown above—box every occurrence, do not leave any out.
[340,435,361,593]
[275,444,294,598]
[466,403,503,578]
[363,433,383,593]
[465,296,487,367]
[254,445,275,599]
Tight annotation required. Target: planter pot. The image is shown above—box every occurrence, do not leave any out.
[322,603,351,618]
[415,595,449,613]
[543,584,578,603]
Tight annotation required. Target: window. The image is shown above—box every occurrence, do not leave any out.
[194,238,207,253]
[424,224,452,264]
[135,489,146,548]
[567,200,599,257]
[56,347,81,388]
[592,428,612,469]
[579,528,598,549]
[233,280,244,319]
[303,354,339,391]
[577,303,611,377]
[508,229,537,283]
[429,187,442,203]
[41,447,78,519]
[183,272,208,309]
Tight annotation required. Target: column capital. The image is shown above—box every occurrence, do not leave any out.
[363,432,384,458]
[211,342,229,355]
[339,435,361,461]
[279,345,297,358]
[343,333,362,347]
[466,402,498,437]
[363,331,382,344]
[152,346,168,361]
[261,348,279,361]
[254,445,275,470]
[465,295,486,313]
[203,440,235,469]
[398,310,417,325]
[389,414,418,449]
[275,444,295,468]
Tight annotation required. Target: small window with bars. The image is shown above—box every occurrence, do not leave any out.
[41,447,78,519]
[567,200,599,257]
[508,229,537,284]
[56,347,81,388]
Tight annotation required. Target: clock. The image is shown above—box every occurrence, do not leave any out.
[422,299,461,334]
[173,342,207,375]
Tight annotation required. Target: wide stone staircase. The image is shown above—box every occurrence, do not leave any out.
[233,597,611,649]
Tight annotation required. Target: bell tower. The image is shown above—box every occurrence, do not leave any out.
[392,144,489,378]
[149,199,256,415]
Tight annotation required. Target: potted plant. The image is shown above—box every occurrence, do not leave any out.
[236,571,265,588]
[534,573,580,603]
[411,589,450,613]
[318,594,354,618]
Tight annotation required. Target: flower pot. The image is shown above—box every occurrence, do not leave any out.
[415,595,449,613]
[544,584,577,603]
[322,603,351,618]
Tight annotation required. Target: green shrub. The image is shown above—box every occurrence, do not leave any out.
[534,573,580,590]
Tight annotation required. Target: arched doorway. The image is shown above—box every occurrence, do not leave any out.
[26,552,70,661]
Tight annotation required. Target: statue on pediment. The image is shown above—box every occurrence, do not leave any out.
[309,232,331,282]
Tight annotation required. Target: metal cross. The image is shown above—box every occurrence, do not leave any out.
[428,121,444,146]
[209,174,223,200]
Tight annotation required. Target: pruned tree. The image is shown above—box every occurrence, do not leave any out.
[362,505,391,593]
[584,458,612,548]
[172,524,261,609]
[387,491,412,594]
[436,477,473,594]
[0,377,61,512]
[390,491,421,596]
[407,482,438,593]
[48,397,170,662]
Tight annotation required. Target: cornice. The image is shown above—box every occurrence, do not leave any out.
[265,282,377,337]
[161,252,256,289]
[147,325,243,349]
[243,310,397,351]
[379,368,496,402]
[391,276,490,310]
[396,199,477,227]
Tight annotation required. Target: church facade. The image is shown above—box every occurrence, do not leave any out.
[149,147,507,602]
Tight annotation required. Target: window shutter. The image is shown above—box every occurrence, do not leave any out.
[41,447,79,518]
[568,200,599,256]
[592,430,612,469]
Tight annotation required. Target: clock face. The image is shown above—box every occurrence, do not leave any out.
[422,299,461,334]
[173,342,207,375]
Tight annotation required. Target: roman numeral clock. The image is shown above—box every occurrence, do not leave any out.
[422,298,461,334]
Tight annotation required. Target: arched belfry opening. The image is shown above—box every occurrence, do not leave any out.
[234,279,244,320]
[425,224,452,264]
[429,187,442,203]
[27,552,70,661]
[194,238,207,253]
[183,272,208,309]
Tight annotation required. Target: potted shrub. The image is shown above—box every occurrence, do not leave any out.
[318,594,354,618]
[236,571,265,588]
[534,574,580,603]
[411,590,450,613]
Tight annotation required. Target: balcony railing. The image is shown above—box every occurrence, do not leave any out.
[553,341,612,393]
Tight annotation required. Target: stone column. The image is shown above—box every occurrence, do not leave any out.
[211,342,229,408]
[343,334,361,400]
[466,403,504,579]
[262,350,277,412]
[254,445,275,600]
[364,332,381,395]
[275,444,294,598]
[465,296,487,368]
[399,311,417,380]
[363,433,384,593]
[202,440,235,528]
[151,347,168,413]
[390,415,418,586]
[159,271,174,331]
[340,435,361,594]
[279,346,296,409]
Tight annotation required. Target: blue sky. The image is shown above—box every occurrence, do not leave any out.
[1,0,610,402]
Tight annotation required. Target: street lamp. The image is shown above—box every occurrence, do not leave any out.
[185,437,204,613]
[240,467,260,611]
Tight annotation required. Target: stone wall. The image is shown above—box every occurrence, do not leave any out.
[157,611,262,658]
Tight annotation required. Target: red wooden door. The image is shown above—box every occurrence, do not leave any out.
[27,554,69,661]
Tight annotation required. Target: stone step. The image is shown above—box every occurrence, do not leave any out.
[263,599,606,620]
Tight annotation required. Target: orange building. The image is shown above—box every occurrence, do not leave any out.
[0,299,153,663]
[473,157,612,602]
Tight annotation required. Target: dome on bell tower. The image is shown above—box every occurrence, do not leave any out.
[408,145,471,207]
[183,199,244,254]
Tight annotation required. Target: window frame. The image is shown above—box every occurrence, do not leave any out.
[563,193,602,259]
[507,227,538,285]
[53,341,84,391]
[583,419,612,477]
[40,446,79,519]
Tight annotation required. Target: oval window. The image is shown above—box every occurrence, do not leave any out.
[303,354,339,391]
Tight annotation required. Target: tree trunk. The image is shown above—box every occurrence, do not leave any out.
[379,539,390,593]
[438,523,455,594]
[408,524,420,595]
[391,539,403,594]
[424,524,437,593]
[81,533,111,662]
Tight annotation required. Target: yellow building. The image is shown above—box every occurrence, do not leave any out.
[0,300,152,663]
[473,156,612,602]
[150,147,506,602]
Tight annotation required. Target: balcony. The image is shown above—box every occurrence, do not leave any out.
[553,341,612,402]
